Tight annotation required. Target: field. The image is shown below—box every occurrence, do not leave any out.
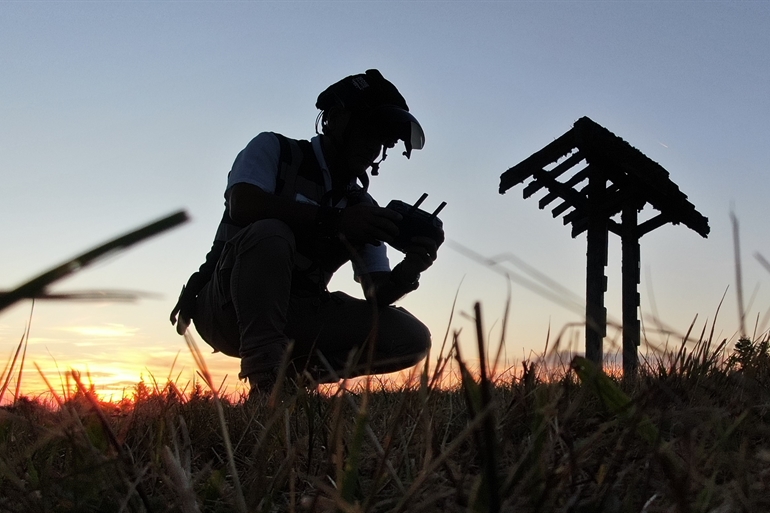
[2,303,770,513]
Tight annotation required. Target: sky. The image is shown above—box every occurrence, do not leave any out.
[1,1,769,400]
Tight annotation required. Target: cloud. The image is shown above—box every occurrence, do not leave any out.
[58,324,138,338]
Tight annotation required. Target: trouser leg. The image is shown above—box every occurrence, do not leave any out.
[230,220,296,379]
[285,291,431,380]
[193,220,296,380]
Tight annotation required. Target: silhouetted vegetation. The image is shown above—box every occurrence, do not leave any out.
[2,307,770,512]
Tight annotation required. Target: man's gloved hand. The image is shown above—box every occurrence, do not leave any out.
[337,203,402,246]
[389,230,444,291]
[169,285,194,335]
[401,231,443,274]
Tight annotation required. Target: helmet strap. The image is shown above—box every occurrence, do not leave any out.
[370,146,388,176]
[357,170,370,193]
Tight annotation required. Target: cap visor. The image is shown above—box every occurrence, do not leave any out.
[367,106,424,150]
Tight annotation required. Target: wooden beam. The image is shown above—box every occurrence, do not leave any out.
[585,171,608,367]
[571,217,621,238]
[499,128,577,194]
[621,204,641,376]
[529,168,589,214]
[562,185,623,225]
[638,212,671,237]
[539,165,592,209]
[524,151,585,199]
[551,200,573,219]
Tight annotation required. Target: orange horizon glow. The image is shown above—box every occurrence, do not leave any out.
[1,317,635,407]
[2,339,550,407]
[2,348,675,408]
[1,348,591,408]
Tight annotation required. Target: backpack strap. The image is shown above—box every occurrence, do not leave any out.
[273,133,304,199]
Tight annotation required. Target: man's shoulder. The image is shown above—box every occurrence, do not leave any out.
[262,133,316,161]
[248,131,280,144]
[264,132,311,146]
[238,132,316,164]
[242,131,310,149]
[238,132,280,159]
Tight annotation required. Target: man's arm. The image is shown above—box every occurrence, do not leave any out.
[228,183,316,230]
[228,182,402,246]
[361,234,442,306]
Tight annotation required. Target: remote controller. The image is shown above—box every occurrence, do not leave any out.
[385,193,446,253]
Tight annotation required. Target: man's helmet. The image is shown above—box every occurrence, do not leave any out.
[316,69,425,159]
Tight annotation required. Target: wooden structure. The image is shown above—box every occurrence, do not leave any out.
[499,117,709,373]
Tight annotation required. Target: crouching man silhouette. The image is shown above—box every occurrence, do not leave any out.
[170,69,442,395]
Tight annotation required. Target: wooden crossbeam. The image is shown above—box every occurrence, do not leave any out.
[552,184,589,222]
[528,168,589,214]
[539,165,592,210]
[551,199,573,218]
[571,217,621,238]
[594,183,627,217]
[638,212,671,236]
[523,151,584,199]
[499,129,576,193]
[562,184,623,226]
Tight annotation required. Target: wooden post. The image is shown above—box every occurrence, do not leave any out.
[585,172,608,367]
[621,203,641,375]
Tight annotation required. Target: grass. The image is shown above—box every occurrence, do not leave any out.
[2,303,770,513]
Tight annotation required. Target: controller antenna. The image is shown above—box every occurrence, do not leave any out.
[410,193,429,213]
[429,202,447,220]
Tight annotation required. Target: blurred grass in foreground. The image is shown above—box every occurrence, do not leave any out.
[2,303,770,512]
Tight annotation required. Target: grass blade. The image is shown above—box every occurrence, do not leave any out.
[184,330,247,513]
[0,210,188,313]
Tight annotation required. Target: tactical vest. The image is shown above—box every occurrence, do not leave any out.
[173,133,368,320]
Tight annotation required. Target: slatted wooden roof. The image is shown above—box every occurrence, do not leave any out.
[499,116,710,238]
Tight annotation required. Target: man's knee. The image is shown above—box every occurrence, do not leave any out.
[405,310,432,355]
[385,307,432,360]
